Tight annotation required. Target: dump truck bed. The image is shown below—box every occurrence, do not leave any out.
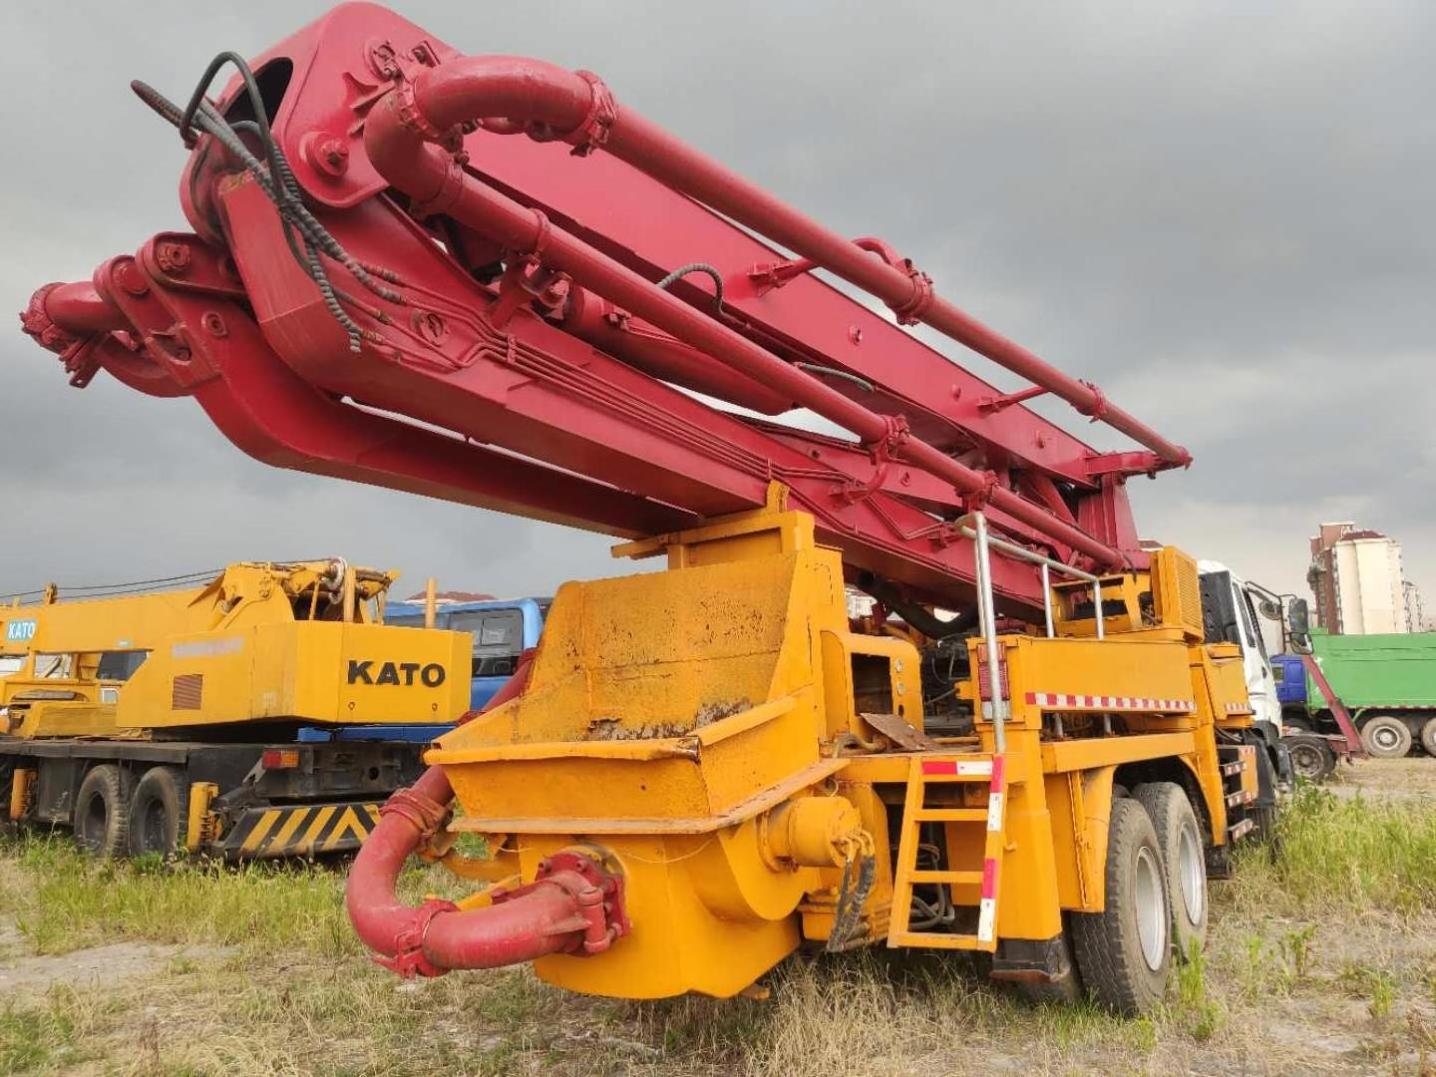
[1307,631,1436,710]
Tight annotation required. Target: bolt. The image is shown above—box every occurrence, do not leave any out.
[116,263,149,297]
[156,241,191,275]
[848,326,863,345]
[321,139,349,172]
[201,311,228,338]
[305,131,351,178]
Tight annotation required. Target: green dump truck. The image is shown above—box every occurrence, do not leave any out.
[1274,629,1436,759]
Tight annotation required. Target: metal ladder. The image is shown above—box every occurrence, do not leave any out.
[887,752,1009,950]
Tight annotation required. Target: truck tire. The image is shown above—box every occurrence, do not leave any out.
[1071,798,1171,1015]
[128,766,190,857]
[1132,783,1207,961]
[1284,735,1336,782]
[0,757,14,822]
[74,764,134,858]
[1420,718,1436,758]
[1281,714,1312,734]
[1361,715,1412,759]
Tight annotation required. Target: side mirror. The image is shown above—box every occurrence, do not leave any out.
[1287,598,1311,653]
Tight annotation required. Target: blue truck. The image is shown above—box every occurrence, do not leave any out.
[299,597,549,746]
[384,597,549,709]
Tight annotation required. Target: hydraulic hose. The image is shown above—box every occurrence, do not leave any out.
[856,571,979,639]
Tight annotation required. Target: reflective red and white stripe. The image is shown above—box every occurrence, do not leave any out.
[1224,702,1252,713]
[1024,692,1194,712]
[921,759,993,778]
[977,862,999,943]
[978,754,1007,942]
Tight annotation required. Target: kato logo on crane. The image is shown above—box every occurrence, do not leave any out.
[5,620,37,643]
[346,659,446,688]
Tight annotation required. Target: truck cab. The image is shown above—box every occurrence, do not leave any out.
[385,597,549,710]
[1197,561,1282,733]
[1269,653,1308,710]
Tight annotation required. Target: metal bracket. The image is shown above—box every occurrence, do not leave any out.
[977,385,1049,414]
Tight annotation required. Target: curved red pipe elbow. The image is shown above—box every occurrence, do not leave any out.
[412,56,596,137]
[345,651,624,978]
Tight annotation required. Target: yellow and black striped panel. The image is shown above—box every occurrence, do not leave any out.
[219,801,383,859]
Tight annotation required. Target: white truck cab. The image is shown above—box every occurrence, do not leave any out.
[1197,560,1282,734]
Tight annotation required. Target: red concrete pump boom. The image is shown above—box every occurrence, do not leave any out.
[19,2,1189,619]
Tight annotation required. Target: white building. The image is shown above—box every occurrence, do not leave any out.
[1309,523,1409,635]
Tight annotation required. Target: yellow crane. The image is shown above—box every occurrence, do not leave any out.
[1,560,469,859]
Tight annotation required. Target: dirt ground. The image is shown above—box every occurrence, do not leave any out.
[1,758,1433,1076]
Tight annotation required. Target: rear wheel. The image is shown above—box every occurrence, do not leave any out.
[1071,798,1171,1014]
[1361,715,1412,759]
[128,766,190,857]
[1132,783,1207,961]
[0,757,15,822]
[1285,735,1336,782]
[1420,718,1436,758]
[74,764,134,858]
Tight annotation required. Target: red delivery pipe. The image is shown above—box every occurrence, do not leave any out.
[39,282,128,336]
[20,281,127,353]
[399,57,1190,470]
[346,651,625,977]
[365,89,1126,568]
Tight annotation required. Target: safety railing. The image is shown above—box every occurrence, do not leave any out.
[954,512,1108,753]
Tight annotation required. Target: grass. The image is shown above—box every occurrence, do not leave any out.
[0,762,1433,1074]
[1224,781,1436,918]
[0,836,470,960]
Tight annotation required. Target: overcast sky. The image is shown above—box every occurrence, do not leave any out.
[3,1,1433,615]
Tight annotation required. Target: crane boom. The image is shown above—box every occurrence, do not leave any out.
[20,2,1188,618]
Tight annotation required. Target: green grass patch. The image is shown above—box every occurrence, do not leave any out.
[1224,783,1436,917]
[0,831,468,958]
[0,986,109,1075]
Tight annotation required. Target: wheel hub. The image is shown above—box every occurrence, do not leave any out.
[1134,845,1168,971]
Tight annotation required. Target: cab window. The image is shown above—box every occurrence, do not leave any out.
[1234,588,1268,659]
[449,609,524,679]
[96,651,149,682]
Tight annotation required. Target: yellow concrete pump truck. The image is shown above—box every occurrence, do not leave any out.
[18,5,1287,1013]
[0,560,469,859]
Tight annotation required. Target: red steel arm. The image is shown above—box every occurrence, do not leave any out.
[18,3,1198,616]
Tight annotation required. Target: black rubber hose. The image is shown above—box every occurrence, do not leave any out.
[855,571,978,639]
[656,263,724,312]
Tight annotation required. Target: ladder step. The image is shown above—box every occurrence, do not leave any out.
[912,808,989,823]
[1228,817,1255,841]
[888,930,995,952]
[1220,761,1244,776]
[910,869,984,886]
[919,771,995,783]
[1225,789,1254,808]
